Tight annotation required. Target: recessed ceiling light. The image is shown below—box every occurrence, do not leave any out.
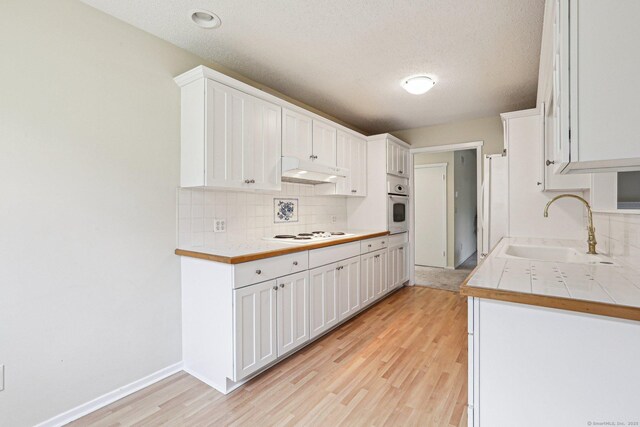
[402,75,436,95]
[190,9,221,29]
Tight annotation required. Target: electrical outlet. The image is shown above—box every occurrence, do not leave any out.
[214,219,226,233]
[1,364,4,391]
[331,215,337,223]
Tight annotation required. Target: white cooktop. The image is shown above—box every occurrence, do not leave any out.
[262,232,356,245]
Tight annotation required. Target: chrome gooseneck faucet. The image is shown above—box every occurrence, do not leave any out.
[543,194,597,254]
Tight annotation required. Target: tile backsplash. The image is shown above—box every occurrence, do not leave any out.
[177,183,348,247]
[593,212,640,269]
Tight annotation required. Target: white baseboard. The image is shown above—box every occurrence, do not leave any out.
[36,362,183,427]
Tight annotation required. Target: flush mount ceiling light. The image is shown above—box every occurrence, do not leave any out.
[190,9,221,29]
[401,75,436,95]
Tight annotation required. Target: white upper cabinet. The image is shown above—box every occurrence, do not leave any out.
[540,0,640,174]
[319,131,367,197]
[282,108,313,161]
[387,139,410,178]
[312,120,337,166]
[178,78,281,190]
[282,111,338,167]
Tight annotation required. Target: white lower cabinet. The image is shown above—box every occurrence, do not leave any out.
[309,263,340,338]
[182,238,405,395]
[276,271,309,356]
[373,250,388,299]
[337,256,361,320]
[361,249,388,306]
[388,243,408,290]
[233,279,278,381]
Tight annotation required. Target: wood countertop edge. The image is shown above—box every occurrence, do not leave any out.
[175,231,390,264]
[460,283,640,322]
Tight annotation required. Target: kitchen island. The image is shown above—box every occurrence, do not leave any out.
[461,237,640,426]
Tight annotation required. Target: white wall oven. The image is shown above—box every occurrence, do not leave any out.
[387,175,409,234]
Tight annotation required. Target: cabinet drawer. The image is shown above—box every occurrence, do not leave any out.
[360,236,389,254]
[234,252,308,288]
[387,232,408,247]
[309,241,360,269]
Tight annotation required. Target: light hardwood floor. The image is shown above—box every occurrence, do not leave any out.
[71,287,468,426]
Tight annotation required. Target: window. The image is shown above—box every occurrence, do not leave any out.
[617,171,640,209]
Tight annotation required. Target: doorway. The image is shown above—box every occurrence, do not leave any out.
[409,142,483,291]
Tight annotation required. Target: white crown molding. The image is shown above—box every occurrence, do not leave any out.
[367,133,411,148]
[500,107,540,120]
[35,362,183,427]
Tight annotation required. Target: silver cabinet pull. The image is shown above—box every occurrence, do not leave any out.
[351,189,357,193]
[381,241,385,244]
[399,247,404,251]
[399,170,403,174]
[546,160,555,166]
[279,283,285,288]
[249,179,255,183]
[293,261,298,266]
[368,244,372,248]
[244,179,251,184]
[256,269,262,275]
[272,285,278,291]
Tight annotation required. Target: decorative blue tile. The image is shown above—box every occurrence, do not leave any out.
[274,198,298,223]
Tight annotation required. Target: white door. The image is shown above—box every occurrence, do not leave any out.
[312,120,337,166]
[233,280,278,381]
[276,271,309,356]
[414,164,447,268]
[309,263,339,339]
[243,97,282,191]
[282,108,313,161]
[360,252,376,307]
[338,256,360,320]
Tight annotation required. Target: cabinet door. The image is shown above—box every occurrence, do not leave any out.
[233,280,277,381]
[335,131,351,195]
[388,246,399,290]
[398,244,408,285]
[338,256,361,320]
[350,136,367,196]
[244,98,282,191]
[205,79,245,188]
[359,252,376,307]
[282,108,313,161]
[276,271,309,356]
[373,250,388,298]
[387,141,398,175]
[312,120,337,166]
[309,263,339,338]
[387,141,409,177]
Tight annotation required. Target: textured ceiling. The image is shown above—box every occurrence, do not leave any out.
[81,0,545,134]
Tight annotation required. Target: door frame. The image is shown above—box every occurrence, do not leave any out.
[408,141,484,285]
[414,163,448,268]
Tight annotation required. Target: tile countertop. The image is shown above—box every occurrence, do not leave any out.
[175,230,390,264]
[460,237,640,321]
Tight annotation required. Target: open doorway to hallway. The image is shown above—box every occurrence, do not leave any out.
[412,145,480,292]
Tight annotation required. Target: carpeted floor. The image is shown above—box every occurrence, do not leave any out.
[414,252,477,292]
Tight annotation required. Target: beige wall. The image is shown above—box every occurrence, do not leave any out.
[0,0,362,425]
[392,115,504,155]
[414,152,456,267]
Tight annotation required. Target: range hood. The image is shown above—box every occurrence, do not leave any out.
[281,156,348,185]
